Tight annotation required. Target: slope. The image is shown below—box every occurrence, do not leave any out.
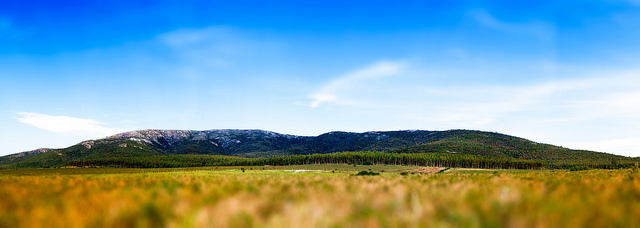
[106,129,447,157]
[4,138,161,168]
[0,148,52,166]
[393,130,638,168]
[2,129,634,169]
[394,130,614,160]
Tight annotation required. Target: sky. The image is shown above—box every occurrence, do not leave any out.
[1,1,640,157]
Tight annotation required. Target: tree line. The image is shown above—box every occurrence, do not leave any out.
[546,158,640,170]
[67,151,544,169]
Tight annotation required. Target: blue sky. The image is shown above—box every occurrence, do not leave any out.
[1,1,640,156]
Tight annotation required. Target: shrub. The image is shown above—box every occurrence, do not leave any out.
[438,167,451,174]
[355,171,380,176]
[362,161,373,165]
[400,171,409,176]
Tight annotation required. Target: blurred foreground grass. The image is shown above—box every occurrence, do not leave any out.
[1,166,639,227]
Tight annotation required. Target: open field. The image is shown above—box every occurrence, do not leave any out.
[0,164,411,176]
[1,165,639,227]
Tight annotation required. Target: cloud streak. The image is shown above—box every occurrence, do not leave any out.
[309,61,406,108]
[407,71,640,130]
[14,112,123,138]
[430,72,640,156]
[470,9,555,41]
[567,137,640,158]
[303,61,640,156]
[156,26,283,78]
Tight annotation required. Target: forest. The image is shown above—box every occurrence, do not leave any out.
[67,151,544,169]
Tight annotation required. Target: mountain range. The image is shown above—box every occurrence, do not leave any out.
[1,129,634,168]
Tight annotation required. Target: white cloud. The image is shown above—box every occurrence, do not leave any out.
[308,61,406,108]
[14,112,123,138]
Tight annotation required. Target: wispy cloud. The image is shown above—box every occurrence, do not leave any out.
[397,70,640,156]
[302,62,640,156]
[469,9,555,41]
[413,71,640,124]
[156,26,282,79]
[566,137,640,157]
[14,112,123,138]
[159,26,243,53]
[308,61,406,108]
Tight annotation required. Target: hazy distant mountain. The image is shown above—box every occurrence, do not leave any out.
[1,129,631,168]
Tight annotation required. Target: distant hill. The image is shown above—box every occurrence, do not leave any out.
[394,130,622,160]
[0,148,52,166]
[392,130,638,168]
[106,129,463,157]
[1,129,635,168]
[5,138,160,168]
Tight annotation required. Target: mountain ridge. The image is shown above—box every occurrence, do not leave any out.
[1,129,635,168]
[0,148,53,166]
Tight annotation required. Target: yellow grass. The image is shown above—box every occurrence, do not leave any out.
[1,167,639,227]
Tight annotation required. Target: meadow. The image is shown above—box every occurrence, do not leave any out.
[1,165,639,227]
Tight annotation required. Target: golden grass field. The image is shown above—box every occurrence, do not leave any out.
[1,165,639,228]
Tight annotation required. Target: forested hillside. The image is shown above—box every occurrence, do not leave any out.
[393,131,638,169]
[5,139,160,168]
[394,130,620,160]
[68,151,544,169]
[2,129,634,169]
[0,148,51,166]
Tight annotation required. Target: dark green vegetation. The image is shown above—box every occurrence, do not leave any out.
[67,151,543,169]
[0,148,50,166]
[395,130,640,169]
[1,129,637,169]
[3,138,160,168]
[396,130,599,160]
[110,129,448,157]
[438,167,451,173]
[354,170,380,176]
